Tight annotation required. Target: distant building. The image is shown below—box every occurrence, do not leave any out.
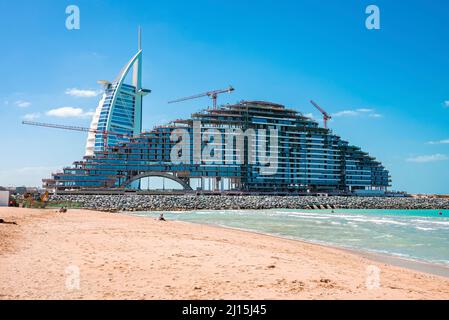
[0,191,9,207]
[15,186,27,195]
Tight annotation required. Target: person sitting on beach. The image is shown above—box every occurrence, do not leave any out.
[59,207,67,213]
[158,213,166,221]
[0,218,17,225]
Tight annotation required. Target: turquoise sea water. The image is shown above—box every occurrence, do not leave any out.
[133,209,449,267]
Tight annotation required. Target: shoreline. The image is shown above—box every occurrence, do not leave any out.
[136,213,449,279]
[1,207,449,299]
[346,248,449,279]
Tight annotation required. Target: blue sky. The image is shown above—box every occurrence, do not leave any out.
[0,0,448,194]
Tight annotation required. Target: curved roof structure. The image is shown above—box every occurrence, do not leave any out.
[47,100,390,194]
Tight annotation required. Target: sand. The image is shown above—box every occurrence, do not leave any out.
[1,207,448,300]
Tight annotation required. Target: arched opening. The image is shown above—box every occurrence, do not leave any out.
[135,176,186,191]
[121,172,192,191]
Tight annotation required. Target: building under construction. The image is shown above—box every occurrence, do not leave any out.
[39,30,390,195]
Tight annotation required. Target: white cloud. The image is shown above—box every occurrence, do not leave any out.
[406,154,449,163]
[15,100,32,108]
[303,113,314,119]
[428,139,449,145]
[23,112,41,121]
[444,101,449,108]
[46,107,94,118]
[333,110,359,117]
[332,108,382,119]
[65,88,102,98]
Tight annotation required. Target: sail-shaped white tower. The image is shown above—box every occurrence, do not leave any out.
[85,27,150,156]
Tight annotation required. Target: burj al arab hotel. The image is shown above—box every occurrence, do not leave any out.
[85,28,151,156]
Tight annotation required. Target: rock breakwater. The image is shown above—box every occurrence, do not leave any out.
[49,194,449,211]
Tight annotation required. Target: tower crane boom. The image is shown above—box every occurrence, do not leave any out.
[168,85,234,109]
[22,121,131,151]
[310,100,332,129]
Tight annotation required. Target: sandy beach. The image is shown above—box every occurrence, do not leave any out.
[1,207,449,300]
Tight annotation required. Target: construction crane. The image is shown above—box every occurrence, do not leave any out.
[22,121,131,151]
[168,85,235,109]
[310,100,332,129]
